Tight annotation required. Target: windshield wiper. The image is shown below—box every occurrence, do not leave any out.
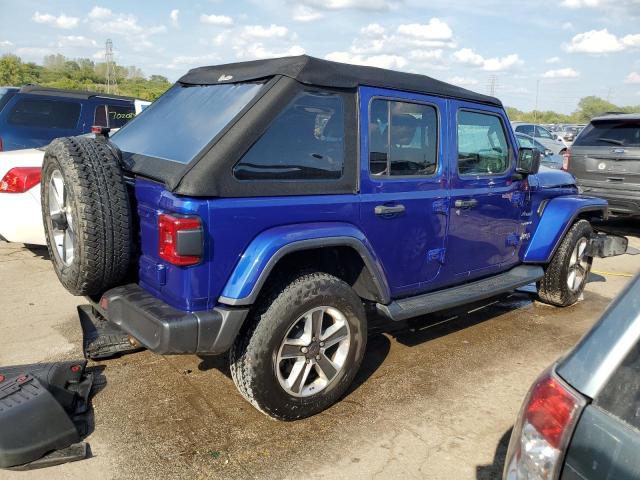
[598,137,625,146]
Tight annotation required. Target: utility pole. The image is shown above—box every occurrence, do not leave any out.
[534,79,540,123]
[105,39,117,94]
[487,75,498,96]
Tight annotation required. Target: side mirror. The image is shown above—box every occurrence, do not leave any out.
[517,147,541,176]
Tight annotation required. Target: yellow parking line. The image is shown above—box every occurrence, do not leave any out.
[592,270,634,278]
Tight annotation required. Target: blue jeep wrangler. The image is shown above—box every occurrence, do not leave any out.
[40,56,626,420]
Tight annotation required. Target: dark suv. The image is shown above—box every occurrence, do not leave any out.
[38,55,627,420]
[569,113,640,217]
[505,274,640,480]
[0,85,138,151]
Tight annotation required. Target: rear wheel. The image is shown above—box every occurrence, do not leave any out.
[538,220,593,307]
[230,272,367,420]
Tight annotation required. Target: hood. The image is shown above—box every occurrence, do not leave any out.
[533,165,576,189]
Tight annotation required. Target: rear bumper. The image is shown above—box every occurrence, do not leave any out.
[92,284,249,355]
[577,182,640,216]
[0,187,46,245]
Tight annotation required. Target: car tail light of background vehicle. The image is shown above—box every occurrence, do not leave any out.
[0,167,42,193]
[0,136,3,152]
[157,213,203,266]
[504,369,586,480]
[562,149,571,171]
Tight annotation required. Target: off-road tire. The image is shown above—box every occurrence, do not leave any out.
[230,272,367,420]
[538,219,593,307]
[41,137,132,296]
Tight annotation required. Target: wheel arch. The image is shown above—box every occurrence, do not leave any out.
[218,223,391,306]
[523,195,607,264]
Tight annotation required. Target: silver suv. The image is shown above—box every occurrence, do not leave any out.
[569,113,640,217]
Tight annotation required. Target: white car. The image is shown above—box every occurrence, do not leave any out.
[0,98,150,245]
[0,147,47,244]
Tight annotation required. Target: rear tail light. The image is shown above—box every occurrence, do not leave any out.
[158,213,203,266]
[562,149,571,171]
[504,369,585,480]
[0,167,42,193]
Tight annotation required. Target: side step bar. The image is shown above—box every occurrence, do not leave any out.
[377,265,544,322]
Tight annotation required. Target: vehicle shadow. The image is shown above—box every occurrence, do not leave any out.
[476,427,513,479]
[197,292,533,392]
[24,244,50,260]
[593,217,640,239]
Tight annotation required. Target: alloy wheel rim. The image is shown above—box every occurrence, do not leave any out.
[567,237,590,292]
[48,170,74,266]
[276,306,351,398]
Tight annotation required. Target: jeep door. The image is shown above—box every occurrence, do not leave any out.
[446,102,524,281]
[358,87,449,297]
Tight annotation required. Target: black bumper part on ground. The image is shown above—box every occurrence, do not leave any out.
[0,361,94,470]
[94,284,249,355]
[587,233,632,258]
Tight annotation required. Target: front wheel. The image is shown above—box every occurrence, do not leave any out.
[230,272,367,420]
[538,220,593,307]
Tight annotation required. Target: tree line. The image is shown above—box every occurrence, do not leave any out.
[1,53,639,120]
[506,96,640,124]
[0,54,171,101]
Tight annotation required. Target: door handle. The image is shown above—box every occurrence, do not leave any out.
[375,204,406,216]
[454,199,478,209]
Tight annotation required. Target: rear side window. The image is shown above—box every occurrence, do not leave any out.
[94,104,136,128]
[574,120,640,147]
[457,111,510,176]
[515,124,534,136]
[7,99,81,129]
[368,99,438,177]
[111,82,264,164]
[233,91,345,181]
[0,88,16,113]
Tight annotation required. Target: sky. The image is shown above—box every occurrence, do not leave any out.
[1,0,640,113]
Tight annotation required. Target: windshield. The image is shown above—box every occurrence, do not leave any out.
[574,119,640,147]
[111,82,264,164]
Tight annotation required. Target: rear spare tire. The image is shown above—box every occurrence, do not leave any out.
[41,136,132,296]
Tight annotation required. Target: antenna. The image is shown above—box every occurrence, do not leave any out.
[105,39,117,94]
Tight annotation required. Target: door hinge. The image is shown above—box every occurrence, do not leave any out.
[432,198,450,215]
[506,233,520,247]
[428,248,446,264]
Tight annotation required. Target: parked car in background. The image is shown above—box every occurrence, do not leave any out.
[0,97,149,244]
[504,274,640,480]
[512,122,568,154]
[0,85,143,151]
[555,124,583,145]
[516,132,564,169]
[568,113,640,217]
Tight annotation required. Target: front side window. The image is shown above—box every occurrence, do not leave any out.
[8,99,81,129]
[94,104,136,128]
[233,91,345,181]
[111,82,264,164]
[457,110,510,176]
[369,99,438,177]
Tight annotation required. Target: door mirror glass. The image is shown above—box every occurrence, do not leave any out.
[517,147,541,175]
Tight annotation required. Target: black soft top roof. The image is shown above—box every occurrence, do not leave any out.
[179,55,502,107]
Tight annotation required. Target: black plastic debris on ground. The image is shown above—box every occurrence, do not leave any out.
[78,305,142,360]
[0,360,102,470]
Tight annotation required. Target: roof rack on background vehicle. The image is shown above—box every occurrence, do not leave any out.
[19,85,137,101]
